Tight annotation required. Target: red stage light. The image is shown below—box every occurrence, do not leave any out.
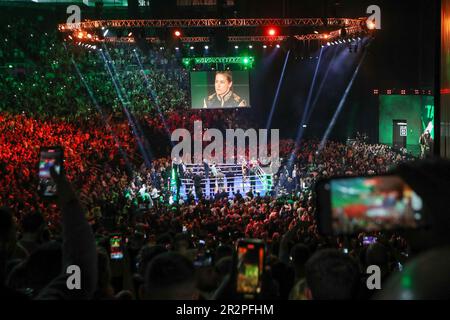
[174,30,181,37]
[267,28,277,36]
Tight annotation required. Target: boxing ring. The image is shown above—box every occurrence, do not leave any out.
[172,163,273,200]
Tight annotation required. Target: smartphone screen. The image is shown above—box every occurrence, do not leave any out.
[317,174,425,235]
[110,235,124,260]
[236,239,265,296]
[362,236,378,246]
[38,147,63,198]
[193,251,213,268]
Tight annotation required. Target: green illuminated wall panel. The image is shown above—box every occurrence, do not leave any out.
[379,95,434,156]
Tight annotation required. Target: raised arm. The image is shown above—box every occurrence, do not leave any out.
[36,167,97,300]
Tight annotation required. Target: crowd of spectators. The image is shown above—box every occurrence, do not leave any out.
[0,14,260,128]
[272,138,415,195]
[1,110,426,300]
[0,14,191,119]
[1,12,448,301]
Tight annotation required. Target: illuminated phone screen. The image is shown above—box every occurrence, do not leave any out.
[38,148,63,197]
[236,243,264,295]
[330,175,424,234]
[363,236,378,246]
[110,236,123,260]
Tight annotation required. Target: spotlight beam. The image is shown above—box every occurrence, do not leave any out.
[99,48,152,167]
[305,46,339,124]
[265,50,290,130]
[318,47,368,152]
[101,47,153,138]
[103,48,154,165]
[302,47,324,129]
[70,55,134,174]
[104,50,157,166]
[286,47,324,168]
[134,51,174,146]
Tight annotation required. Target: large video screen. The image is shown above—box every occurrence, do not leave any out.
[190,71,251,109]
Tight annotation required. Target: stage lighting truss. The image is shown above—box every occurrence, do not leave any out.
[73,36,210,44]
[62,18,369,46]
[293,25,362,42]
[72,31,364,45]
[181,37,210,43]
[102,37,160,43]
[58,18,366,31]
[228,35,287,42]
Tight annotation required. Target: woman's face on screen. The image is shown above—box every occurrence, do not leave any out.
[215,74,232,96]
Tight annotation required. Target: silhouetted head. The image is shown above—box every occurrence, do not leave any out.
[305,249,360,300]
[144,252,198,300]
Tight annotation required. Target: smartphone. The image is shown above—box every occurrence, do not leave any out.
[193,250,213,268]
[110,234,124,260]
[38,147,63,198]
[362,236,378,246]
[235,239,265,298]
[316,174,426,235]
